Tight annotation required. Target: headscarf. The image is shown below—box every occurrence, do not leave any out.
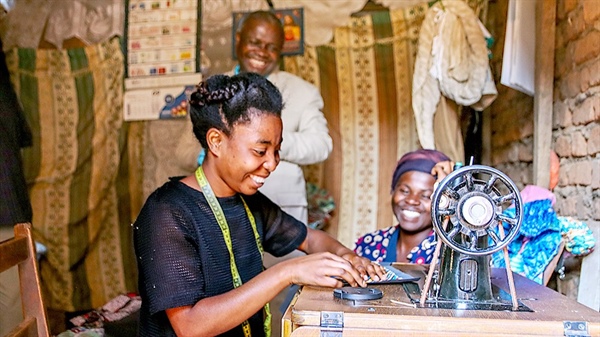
[391,149,450,192]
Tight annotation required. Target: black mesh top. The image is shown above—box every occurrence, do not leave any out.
[133,177,307,336]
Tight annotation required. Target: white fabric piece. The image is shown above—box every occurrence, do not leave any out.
[0,0,15,12]
[412,4,442,150]
[430,2,490,106]
[500,0,535,96]
[0,0,50,50]
[44,0,123,49]
[0,0,123,50]
[412,0,496,150]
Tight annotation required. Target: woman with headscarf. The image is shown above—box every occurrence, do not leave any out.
[353,149,452,264]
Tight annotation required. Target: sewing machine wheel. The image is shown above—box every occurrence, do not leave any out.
[431,165,523,256]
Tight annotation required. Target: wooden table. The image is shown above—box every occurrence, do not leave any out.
[282,265,600,337]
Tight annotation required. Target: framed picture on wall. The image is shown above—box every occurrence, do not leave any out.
[232,8,304,59]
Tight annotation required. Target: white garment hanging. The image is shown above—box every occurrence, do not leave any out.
[412,0,496,150]
[0,0,123,50]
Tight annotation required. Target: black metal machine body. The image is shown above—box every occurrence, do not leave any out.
[417,165,529,311]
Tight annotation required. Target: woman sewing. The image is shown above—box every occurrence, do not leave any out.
[134,73,385,336]
[354,149,452,264]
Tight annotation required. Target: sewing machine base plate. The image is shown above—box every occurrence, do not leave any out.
[401,281,533,312]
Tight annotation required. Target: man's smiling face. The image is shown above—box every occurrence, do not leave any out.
[235,18,284,77]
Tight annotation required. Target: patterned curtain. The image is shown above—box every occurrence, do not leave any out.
[285,1,487,247]
[5,38,138,311]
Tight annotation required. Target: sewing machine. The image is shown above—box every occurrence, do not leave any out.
[419,165,527,311]
[283,165,600,337]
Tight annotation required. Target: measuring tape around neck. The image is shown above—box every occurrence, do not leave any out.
[195,166,271,337]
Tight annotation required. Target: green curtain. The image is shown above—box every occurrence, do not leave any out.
[5,37,137,311]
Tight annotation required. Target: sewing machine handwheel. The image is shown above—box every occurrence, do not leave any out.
[430,165,523,256]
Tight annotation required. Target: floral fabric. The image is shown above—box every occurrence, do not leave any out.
[353,225,437,264]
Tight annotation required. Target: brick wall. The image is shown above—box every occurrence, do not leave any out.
[487,0,599,305]
[488,0,599,220]
[553,0,600,221]
[553,0,600,309]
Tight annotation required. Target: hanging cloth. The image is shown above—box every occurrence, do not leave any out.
[412,0,497,150]
[433,95,465,163]
[0,0,123,50]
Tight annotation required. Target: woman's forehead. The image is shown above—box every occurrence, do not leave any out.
[398,171,436,185]
[232,113,282,141]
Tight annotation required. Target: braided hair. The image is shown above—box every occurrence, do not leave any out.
[189,72,283,149]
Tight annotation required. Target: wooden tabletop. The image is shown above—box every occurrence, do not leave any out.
[288,265,600,336]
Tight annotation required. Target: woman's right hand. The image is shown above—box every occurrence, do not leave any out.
[280,252,367,288]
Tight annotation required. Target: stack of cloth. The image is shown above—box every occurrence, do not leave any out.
[57,293,141,337]
[491,185,595,284]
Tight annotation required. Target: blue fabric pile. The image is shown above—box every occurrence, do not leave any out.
[558,216,596,256]
[491,199,595,284]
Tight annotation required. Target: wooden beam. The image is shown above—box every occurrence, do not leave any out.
[533,0,556,188]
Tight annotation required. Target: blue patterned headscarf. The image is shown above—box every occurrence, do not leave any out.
[391,149,451,192]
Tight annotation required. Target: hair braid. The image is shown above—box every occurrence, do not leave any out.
[188,73,283,150]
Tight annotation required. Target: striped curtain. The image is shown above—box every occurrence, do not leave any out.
[5,38,138,311]
[286,1,486,247]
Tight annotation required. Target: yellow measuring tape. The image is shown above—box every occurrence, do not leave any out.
[195,166,271,337]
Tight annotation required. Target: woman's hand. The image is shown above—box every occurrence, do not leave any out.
[281,252,384,288]
[340,253,387,283]
[294,227,386,287]
[431,160,454,183]
[431,160,455,195]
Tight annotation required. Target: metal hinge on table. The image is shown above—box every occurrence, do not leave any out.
[320,311,343,337]
[564,321,590,337]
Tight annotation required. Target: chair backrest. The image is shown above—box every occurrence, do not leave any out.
[0,223,49,337]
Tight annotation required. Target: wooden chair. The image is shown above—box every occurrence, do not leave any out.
[0,223,49,337]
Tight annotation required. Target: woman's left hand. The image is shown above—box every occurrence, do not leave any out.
[431,160,454,183]
[341,253,387,284]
